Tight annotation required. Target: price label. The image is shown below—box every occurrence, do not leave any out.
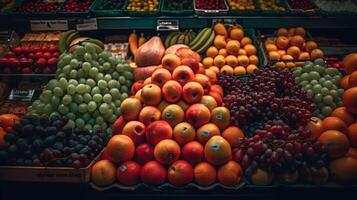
[212,19,240,26]
[76,18,98,31]
[8,89,36,102]
[157,20,179,31]
[30,20,68,31]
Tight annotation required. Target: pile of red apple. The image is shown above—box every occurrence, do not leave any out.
[195,0,226,10]
[13,0,61,13]
[62,0,93,12]
[91,45,244,188]
[325,56,343,70]
[0,44,60,74]
[287,0,317,10]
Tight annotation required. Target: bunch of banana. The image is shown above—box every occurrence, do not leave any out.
[189,28,215,54]
[164,30,197,48]
[58,30,104,53]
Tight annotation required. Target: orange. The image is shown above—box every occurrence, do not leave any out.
[322,116,348,133]
[218,48,228,57]
[226,40,241,55]
[329,156,357,183]
[269,51,280,60]
[343,53,357,74]
[304,41,318,53]
[214,55,226,68]
[194,162,217,186]
[204,136,232,165]
[348,123,357,147]
[246,64,258,74]
[276,36,290,50]
[226,55,238,67]
[298,52,310,60]
[266,43,278,52]
[264,38,275,46]
[222,126,244,148]
[306,117,324,139]
[340,75,350,89]
[287,46,301,59]
[220,65,234,75]
[281,54,294,61]
[244,44,257,56]
[294,27,306,37]
[237,55,250,67]
[202,57,214,68]
[241,37,252,46]
[91,160,116,186]
[319,130,350,159]
[277,50,286,57]
[238,49,247,56]
[274,61,286,69]
[106,135,135,163]
[197,123,221,145]
[154,139,181,165]
[209,66,220,74]
[230,28,244,40]
[234,66,246,76]
[348,71,357,87]
[217,161,242,186]
[331,107,354,126]
[213,35,227,49]
[277,28,288,36]
[206,46,218,58]
[288,27,295,36]
[249,55,259,65]
[286,62,296,69]
[343,87,357,114]
[290,35,305,49]
[310,49,324,60]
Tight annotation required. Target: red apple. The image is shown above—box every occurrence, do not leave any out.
[33,46,42,53]
[22,46,30,54]
[182,82,204,104]
[21,67,32,74]
[131,80,145,95]
[145,120,173,145]
[6,51,15,58]
[42,46,49,52]
[52,52,60,57]
[13,47,22,55]
[28,52,35,59]
[36,58,47,68]
[101,149,112,161]
[47,57,57,67]
[48,45,58,53]
[141,161,166,185]
[167,160,194,186]
[134,143,153,165]
[182,141,204,165]
[181,58,199,73]
[172,65,195,86]
[43,52,52,59]
[35,52,43,59]
[116,161,141,186]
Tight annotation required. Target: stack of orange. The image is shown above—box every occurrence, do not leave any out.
[264,27,324,69]
[202,23,259,76]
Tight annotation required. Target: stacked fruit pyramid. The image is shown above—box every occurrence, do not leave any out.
[91,43,246,188]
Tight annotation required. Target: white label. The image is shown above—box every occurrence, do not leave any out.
[76,18,98,31]
[30,20,68,31]
[157,20,179,31]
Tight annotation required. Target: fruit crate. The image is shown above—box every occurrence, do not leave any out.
[161,0,194,16]
[286,0,320,15]
[258,0,290,16]
[10,0,64,17]
[91,0,126,17]
[227,0,260,16]
[58,0,95,18]
[0,150,102,183]
[124,0,162,17]
[194,0,229,16]
[313,0,357,16]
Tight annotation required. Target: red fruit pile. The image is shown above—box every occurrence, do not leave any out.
[62,0,93,12]
[195,0,226,10]
[13,0,61,13]
[287,0,317,10]
[0,44,60,74]
[326,57,343,70]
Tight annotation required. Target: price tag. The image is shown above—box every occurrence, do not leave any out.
[30,20,68,31]
[76,18,98,31]
[157,20,179,31]
[212,19,239,26]
[8,89,36,102]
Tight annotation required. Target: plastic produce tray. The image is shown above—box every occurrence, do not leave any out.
[194,0,229,16]
[92,0,126,17]
[124,0,162,17]
[227,0,260,16]
[313,0,357,16]
[10,0,63,18]
[286,0,319,15]
[58,0,94,18]
[258,0,290,16]
[161,0,194,16]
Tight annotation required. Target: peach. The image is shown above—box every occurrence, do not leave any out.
[208,91,223,106]
[182,82,204,104]
[139,106,161,126]
[173,122,196,146]
[177,100,189,111]
[120,97,142,121]
[168,160,194,186]
[162,53,181,72]
[181,57,199,73]
[151,68,172,87]
[200,95,217,111]
[91,160,116,186]
[131,80,144,95]
[210,84,224,97]
[211,107,231,130]
[106,135,135,163]
[141,161,166,185]
[141,84,162,106]
[122,121,146,145]
[116,161,141,186]
[145,120,173,145]
[162,80,182,103]
[134,143,154,165]
[162,104,185,127]
[185,104,211,128]
[172,65,195,86]
[154,139,181,165]
[182,141,204,165]
[197,123,221,145]
[194,74,211,94]
[194,162,216,186]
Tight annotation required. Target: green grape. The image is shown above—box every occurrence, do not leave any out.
[49,112,60,119]
[76,84,86,94]
[77,69,85,78]
[106,127,112,135]
[93,110,100,118]
[301,73,309,81]
[110,102,116,110]
[332,75,341,85]
[74,45,85,56]
[321,106,332,116]
[336,100,343,107]
[96,73,104,82]
[67,84,76,95]
[66,112,76,120]
[313,109,320,116]
[96,116,104,124]
[323,80,334,89]
[110,88,120,99]
[99,103,109,114]
[84,43,96,54]
[330,90,339,99]
[57,73,66,79]
[123,71,133,80]
[319,77,326,84]
[108,57,116,66]
[84,124,93,130]
[69,69,78,78]
[308,71,320,80]
[304,84,312,91]
[112,71,119,79]
[108,80,118,89]
[62,94,72,105]
[99,51,110,60]
[89,67,99,78]
[302,64,313,73]
[321,87,329,95]
[69,102,78,113]
[66,119,75,128]
[91,60,100,68]
[314,93,323,102]
[114,100,121,107]
[91,86,101,96]
[75,118,85,128]
[82,62,91,71]
[108,114,117,123]
[93,124,101,131]
[93,94,103,103]
[58,104,69,114]
[58,78,68,89]
[62,65,72,75]
[326,67,339,76]
[98,80,108,89]
[324,75,332,80]
[104,74,112,82]
[84,53,92,62]
[337,89,344,95]
[47,80,59,90]
[118,76,126,84]
[74,94,84,104]
[116,64,125,72]
[103,94,112,103]
[295,77,301,84]
[330,102,337,110]
[310,80,318,85]
[42,90,53,100]
[120,86,128,93]
[88,101,97,112]
[293,69,301,77]
[44,104,53,114]
[103,62,111,71]
[101,88,109,94]
[314,58,325,67]
[57,60,66,68]
[68,79,78,86]
[323,95,334,105]
[100,123,108,130]
[313,65,325,75]
[79,78,86,84]
[70,58,79,68]
[51,96,60,107]
[306,90,313,97]
[87,118,95,126]
[86,79,96,88]
[78,103,88,113]
[125,80,132,87]
[62,54,73,64]
[312,84,322,94]
[98,58,105,65]
[115,108,121,116]
[120,93,128,101]
[53,87,64,97]
[83,93,92,103]
[97,65,104,72]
